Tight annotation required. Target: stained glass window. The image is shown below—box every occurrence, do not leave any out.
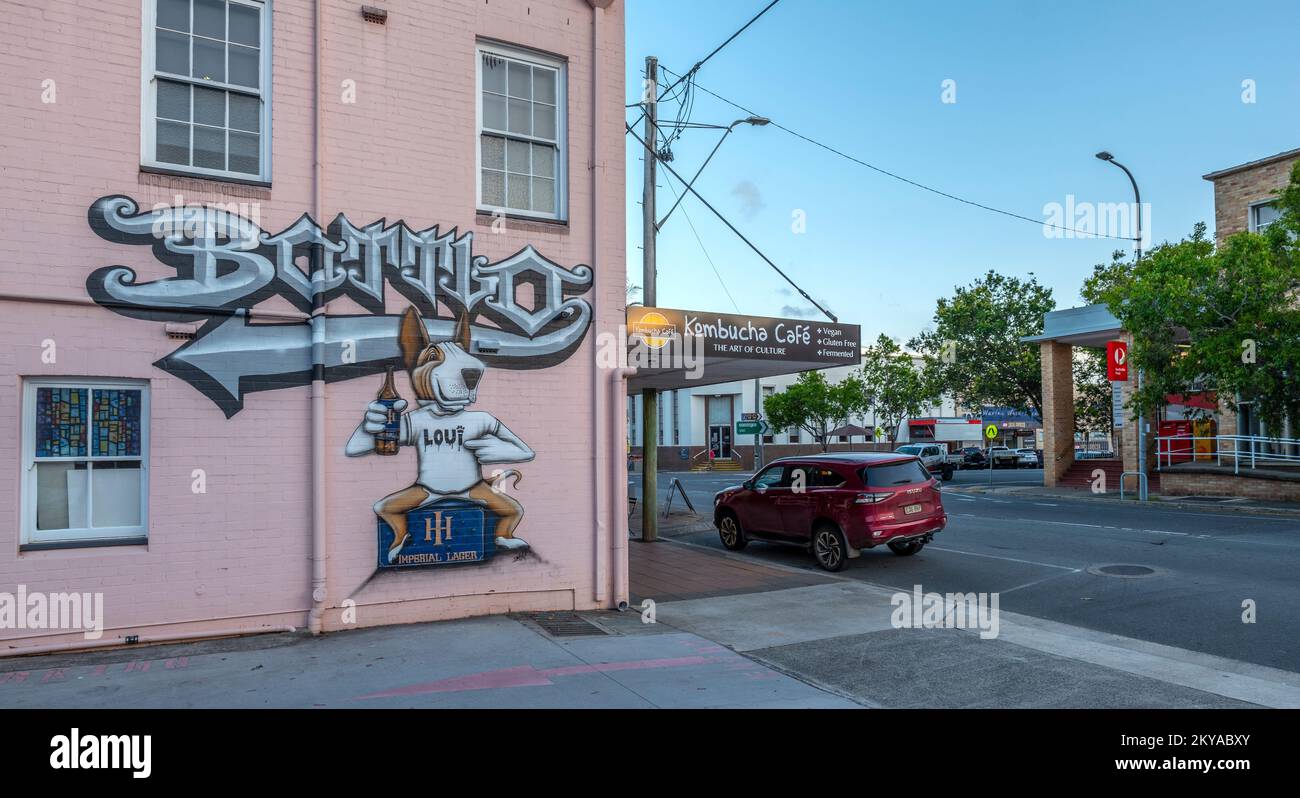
[35,387,88,458]
[93,389,143,457]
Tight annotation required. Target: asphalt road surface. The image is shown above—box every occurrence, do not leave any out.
[642,469,1300,674]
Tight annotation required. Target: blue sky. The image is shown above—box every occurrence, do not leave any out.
[623,0,1300,344]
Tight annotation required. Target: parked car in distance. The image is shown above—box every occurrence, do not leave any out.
[958,446,987,469]
[987,445,1019,468]
[1015,448,1041,468]
[894,443,957,481]
[713,453,948,572]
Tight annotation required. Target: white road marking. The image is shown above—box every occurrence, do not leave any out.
[927,546,1078,570]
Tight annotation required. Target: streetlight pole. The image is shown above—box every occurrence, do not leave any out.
[656,116,769,231]
[1096,151,1146,500]
[641,56,659,542]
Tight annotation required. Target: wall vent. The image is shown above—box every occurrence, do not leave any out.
[361,5,388,24]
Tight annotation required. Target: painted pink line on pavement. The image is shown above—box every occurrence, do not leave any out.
[355,655,730,700]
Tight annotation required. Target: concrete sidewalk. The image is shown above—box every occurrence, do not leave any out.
[0,609,856,709]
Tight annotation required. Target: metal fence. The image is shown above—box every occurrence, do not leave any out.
[1155,434,1300,474]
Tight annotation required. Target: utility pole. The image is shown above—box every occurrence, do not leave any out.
[641,56,659,542]
[753,378,763,470]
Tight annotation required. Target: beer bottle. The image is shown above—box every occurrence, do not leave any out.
[375,366,402,456]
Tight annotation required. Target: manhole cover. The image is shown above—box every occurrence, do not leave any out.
[1088,564,1162,578]
[522,612,609,637]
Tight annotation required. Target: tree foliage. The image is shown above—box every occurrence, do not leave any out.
[910,270,1055,418]
[856,334,937,443]
[1090,161,1300,431]
[1073,348,1112,434]
[763,370,867,452]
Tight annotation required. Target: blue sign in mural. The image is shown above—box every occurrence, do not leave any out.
[377,501,497,569]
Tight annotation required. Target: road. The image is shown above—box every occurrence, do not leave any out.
[644,469,1300,674]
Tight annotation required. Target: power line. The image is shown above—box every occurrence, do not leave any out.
[662,168,741,313]
[627,120,837,323]
[667,68,1137,243]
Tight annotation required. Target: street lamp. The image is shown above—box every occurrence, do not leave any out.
[656,116,770,230]
[1096,150,1147,499]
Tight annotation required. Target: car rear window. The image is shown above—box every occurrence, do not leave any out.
[860,460,932,487]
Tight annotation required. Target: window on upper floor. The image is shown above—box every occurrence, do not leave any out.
[143,0,272,182]
[1250,201,1282,232]
[477,42,567,221]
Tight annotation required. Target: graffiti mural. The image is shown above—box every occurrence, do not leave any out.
[86,195,593,416]
[346,307,535,567]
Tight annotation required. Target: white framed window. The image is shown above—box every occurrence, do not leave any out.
[22,380,150,546]
[141,0,272,182]
[1250,200,1282,232]
[476,41,567,220]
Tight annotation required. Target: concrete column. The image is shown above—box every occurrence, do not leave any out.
[1040,341,1075,487]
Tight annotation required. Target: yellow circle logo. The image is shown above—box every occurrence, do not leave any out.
[634,311,674,350]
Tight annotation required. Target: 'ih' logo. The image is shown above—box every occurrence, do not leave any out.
[424,512,453,546]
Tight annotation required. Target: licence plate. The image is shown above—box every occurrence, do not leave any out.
[903,504,923,515]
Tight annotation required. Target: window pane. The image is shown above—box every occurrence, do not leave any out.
[532,177,555,213]
[36,462,85,530]
[532,144,555,178]
[157,120,191,165]
[481,169,505,206]
[534,68,556,103]
[482,54,506,94]
[506,139,530,174]
[507,98,531,136]
[193,36,225,82]
[156,29,190,74]
[194,125,226,169]
[534,104,556,140]
[229,3,260,46]
[35,387,88,457]
[483,93,506,131]
[481,135,504,170]
[229,44,259,87]
[228,92,259,131]
[506,172,529,209]
[507,61,531,99]
[229,130,259,174]
[92,389,142,457]
[157,79,190,121]
[194,0,225,39]
[193,85,225,126]
[92,463,143,528]
[158,0,191,32]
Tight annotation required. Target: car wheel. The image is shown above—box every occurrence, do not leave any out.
[941,467,954,481]
[716,511,747,551]
[888,539,925,556]
[812,524,848,572]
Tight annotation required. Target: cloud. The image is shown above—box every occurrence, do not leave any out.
[731,180,765,219]
[780,302,834,319]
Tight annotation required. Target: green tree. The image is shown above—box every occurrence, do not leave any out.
[763,370,867,452]
[856,334,937,443]
[1073,348,1112,435]
[910,270,1055,418]
[1096,212,1300,430]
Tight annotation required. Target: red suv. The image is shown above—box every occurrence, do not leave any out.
[712,453,947,572]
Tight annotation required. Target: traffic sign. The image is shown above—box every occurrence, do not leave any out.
[736,420,770,436]
[741,412,760,421]
[984,424,999,440]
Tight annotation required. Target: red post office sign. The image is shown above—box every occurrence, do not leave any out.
[1107,341,1129,381]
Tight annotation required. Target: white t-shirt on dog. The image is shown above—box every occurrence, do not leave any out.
[402,407,500,494]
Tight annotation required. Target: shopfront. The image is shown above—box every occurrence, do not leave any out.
[0,0,627,655]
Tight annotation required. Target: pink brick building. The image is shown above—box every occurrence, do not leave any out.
[0,0,628,654]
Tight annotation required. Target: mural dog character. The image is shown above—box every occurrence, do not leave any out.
[346,306,535,563]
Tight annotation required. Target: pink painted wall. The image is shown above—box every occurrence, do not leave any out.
[0,0,626,652]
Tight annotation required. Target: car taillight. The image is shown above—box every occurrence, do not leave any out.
[855,492,893,504]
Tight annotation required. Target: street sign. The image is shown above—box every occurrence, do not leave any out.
[741,412,759,421]
[1107,340,1129,381]
[736,420,770,436]
[984,424,999,440]
[1112,383,1125,428]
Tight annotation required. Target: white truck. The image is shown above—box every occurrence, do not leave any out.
[986,446,1021,469]
[894,443,959,481]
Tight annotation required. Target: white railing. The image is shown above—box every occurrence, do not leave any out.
[1155,434,1300,474]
